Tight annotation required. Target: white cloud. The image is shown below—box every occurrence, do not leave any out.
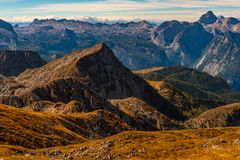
[25,0,240,12]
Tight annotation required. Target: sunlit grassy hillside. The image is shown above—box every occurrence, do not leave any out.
[1,127,240,160]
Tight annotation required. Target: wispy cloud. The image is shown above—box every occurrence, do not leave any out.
[17,0,240,13]
[1,0,240,22]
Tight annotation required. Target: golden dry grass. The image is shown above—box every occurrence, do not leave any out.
[0,104,87,149]
[0,104,131,149]
[1,127,240,160]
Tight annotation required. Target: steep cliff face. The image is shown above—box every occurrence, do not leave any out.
[0,51,46,76]
[196,12,240,90]
[195,32,240,90]
[152,21,213,66]
[172,22,213,66]
[0,20,17,50]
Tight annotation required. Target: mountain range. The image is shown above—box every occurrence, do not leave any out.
[0,11,240,90]
[0,42,240,159]
[0,43,239,128]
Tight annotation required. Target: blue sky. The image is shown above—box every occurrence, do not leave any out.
[0,0,240,23]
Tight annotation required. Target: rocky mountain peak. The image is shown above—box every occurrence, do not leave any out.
[152,20,186,46]
[15,43,183,120]
[92,42,108,51]
[199,11,218,24]
[226,17,240,25]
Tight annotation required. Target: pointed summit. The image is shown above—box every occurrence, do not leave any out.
[199,11,217,24]
[94,42,108,50]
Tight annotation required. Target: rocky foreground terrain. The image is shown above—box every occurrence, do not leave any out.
[0,43,240,159]
[1,111,240,160]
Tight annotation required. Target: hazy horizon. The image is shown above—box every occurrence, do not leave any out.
[1,0,239,23]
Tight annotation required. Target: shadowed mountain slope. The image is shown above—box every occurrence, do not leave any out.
[0,51,46,76]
